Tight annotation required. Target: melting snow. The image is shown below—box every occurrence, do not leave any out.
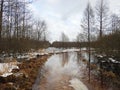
[0,62,19,77]
[69,78,88,90]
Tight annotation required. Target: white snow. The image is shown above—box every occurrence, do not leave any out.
[97,55,103,58]
[109,58,116,62]
[109,58,120,63]
[0,62,19,77]
[17,55,29,60]
[69,78,88,90]
[15,48,81,60]
[1,73,13,77]
[62,49,80,53]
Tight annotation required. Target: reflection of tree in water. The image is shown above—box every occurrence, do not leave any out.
[77,51,81,64]
[61,53,69,67]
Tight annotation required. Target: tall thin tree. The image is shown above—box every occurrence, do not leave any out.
[96,0,109,86]
[0,0,4,40]
[96,0,109,38]
[81,2,94,82]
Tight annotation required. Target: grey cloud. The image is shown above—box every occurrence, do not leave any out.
[30,0,120,42]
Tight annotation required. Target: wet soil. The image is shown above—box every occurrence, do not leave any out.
[0,56,50,90]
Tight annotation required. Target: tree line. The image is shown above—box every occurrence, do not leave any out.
[77,0,120,86]
[51,41,89,48]
[0,0,49,53]
[62,0,120,85]
[76,0,120,56]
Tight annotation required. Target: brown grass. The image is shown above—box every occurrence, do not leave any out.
[0,56,49,90]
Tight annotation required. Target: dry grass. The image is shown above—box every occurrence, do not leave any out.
[0,56,49,90]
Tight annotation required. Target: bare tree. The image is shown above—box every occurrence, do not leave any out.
[111,14,120,33]
[0,0,50,52]
[96,0,109,38]
[81,2,94,82]
[76,33,86,52]
[34,20,47,41]
[0,0,4,40]
[96,0,110,86]
[76,33,86,42]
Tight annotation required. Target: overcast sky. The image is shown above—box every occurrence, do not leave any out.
[28,0,120,42]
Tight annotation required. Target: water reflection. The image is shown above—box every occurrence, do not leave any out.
[33,52,88,90]
[61,52,69,66]
[81,51,96,63]
[44,52,79,77]
[77,51,81,64]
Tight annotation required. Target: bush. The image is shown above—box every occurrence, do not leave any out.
[0,38,50,53]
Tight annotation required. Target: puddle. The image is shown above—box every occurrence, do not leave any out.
[32,52,88,90]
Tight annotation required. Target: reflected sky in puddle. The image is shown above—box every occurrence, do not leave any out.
[33,52,88,90]
[44,52,80,77]
[81,51,96,63]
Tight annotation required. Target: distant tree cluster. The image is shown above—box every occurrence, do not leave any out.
[0,0,49,53]
[51,41,88,48]
[95,31,120,57]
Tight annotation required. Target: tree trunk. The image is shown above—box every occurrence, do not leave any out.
[0,0,4,40]
[88,3,91,82]
[100,0,103,38]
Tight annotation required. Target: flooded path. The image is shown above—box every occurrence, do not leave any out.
[32,52,88,90]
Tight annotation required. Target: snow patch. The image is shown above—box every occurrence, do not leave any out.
[69,78,88,90]
[0,62,19,77]
[109,58,120,64]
